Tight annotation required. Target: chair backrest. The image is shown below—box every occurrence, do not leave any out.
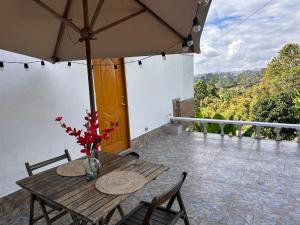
[142,172,187,225]
[25,149,71,176]
[125,152,140,159]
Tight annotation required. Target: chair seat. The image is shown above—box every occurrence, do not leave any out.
[116,201,182,225]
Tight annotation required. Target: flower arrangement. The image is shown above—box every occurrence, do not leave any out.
[55,111,117,157]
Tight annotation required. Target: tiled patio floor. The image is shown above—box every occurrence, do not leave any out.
[1,132,300,225]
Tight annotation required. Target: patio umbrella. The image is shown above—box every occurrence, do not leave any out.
[0,0,211,114]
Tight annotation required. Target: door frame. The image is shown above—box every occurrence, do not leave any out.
[119,58,131,149]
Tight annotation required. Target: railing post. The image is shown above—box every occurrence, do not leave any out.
[202,123,207,134]
[297,129,300,143]
[275,127,281,141]
[220,123,225,136]
[256,126,262,139]
[237,125,243,138]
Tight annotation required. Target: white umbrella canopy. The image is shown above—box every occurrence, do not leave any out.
[0,0,211,112]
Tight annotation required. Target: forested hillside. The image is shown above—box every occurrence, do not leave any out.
[194,43,300,140]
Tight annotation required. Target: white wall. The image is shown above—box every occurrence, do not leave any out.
[0,50,90,197]
[125,54,194,139]
[0,51,194,197]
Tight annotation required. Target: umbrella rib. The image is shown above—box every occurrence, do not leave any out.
[134,0,185,40]
[52,0,73,62]
[90,0,105,29]
[93,9,146,35]
[32,0,81,34]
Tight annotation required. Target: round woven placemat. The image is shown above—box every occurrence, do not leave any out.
[57,160,86,177]
[95,171,147,195]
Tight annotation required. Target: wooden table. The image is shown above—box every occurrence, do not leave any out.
[16,152,169,225]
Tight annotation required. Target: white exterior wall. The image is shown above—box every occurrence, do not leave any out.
[0,51,194,197]
[0,50,90,197]
[124,55,194,139]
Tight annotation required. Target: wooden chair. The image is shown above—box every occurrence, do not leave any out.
[114,172,190,225]
[25,149,71,225]
[125,151,140,159]
[119,149,140,159]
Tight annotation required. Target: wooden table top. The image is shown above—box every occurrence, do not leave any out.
[16,152,169,223]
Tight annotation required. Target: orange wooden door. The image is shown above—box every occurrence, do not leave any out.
[93,58,130,153]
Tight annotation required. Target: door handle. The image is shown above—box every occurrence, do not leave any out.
[121,96,127,106]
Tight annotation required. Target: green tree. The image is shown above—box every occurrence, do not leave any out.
[252,92,299,140]
[194,80,207,111]
[194,43,300,140]
[207,80,218,97]
[294,89,300,116]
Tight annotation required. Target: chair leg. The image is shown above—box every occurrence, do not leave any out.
[37,199,52,225]
[28,194,35,225]
[98,218,105,225]
[166,195,176,209]
[177,192,190,225]
[117,205,125,218]
[104,207,116,224]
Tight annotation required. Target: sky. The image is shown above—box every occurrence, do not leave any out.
[194,0,300,74]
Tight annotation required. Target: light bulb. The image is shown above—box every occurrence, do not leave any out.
[24,63,29,70]
[182,39,189,52]
[161,52,166,60]
[193,17,202,33]
[187,34,193,47]
[199,0,210,5]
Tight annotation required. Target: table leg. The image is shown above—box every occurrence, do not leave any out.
[98,218,105,225]
[29,194,35,225]
[37,199,51,225]
[70,214,88,225]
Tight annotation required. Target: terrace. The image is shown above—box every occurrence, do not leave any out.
[1,131,299,225]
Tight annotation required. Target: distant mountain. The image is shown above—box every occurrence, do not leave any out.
[194,69,264,89]
[195,69,264,82]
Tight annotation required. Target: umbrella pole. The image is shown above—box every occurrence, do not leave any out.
[84,38,96,115]
[82,0,96,115]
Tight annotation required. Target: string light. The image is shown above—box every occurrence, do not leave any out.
[0,3,202,71]
[199,0,210,5]
[182,39,189,52]
[161,52,166,60]
[192,17,201,33]
[187,34,193,47]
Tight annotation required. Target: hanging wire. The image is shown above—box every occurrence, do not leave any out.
[211,0,274,45]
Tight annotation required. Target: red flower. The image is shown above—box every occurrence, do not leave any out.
[55,116,63,122]
[55,111,115,157]
[66,127,72,133]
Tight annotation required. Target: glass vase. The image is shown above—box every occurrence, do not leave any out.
[84,153,100,180]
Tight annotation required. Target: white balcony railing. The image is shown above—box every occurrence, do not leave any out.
[170,116,300,142]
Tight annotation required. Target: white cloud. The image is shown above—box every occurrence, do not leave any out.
[195,0,300,74]
[226,40,244,60]
[201,44,220,57]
